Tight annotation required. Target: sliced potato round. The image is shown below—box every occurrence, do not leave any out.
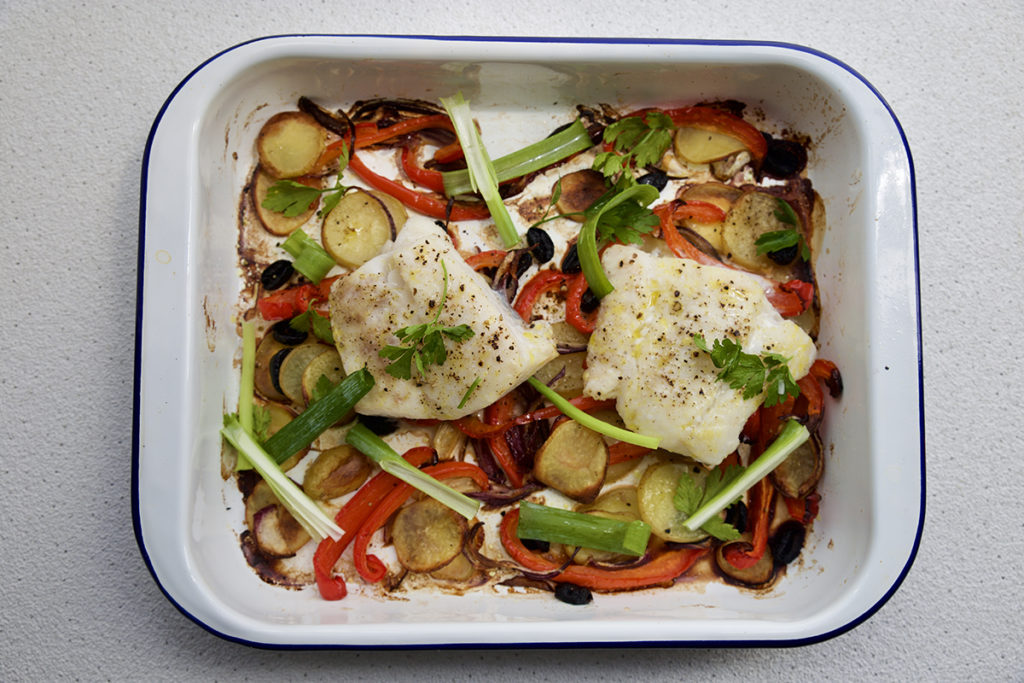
[570,509,638,566]
[677,182,743,254]
[300,348,345,403]
[302,444,371,500]
[277,343,331,406]
[253,333,289,402]
[581,486,640,518]
[256,111,326,179]
[533,419,608,503]
[721,190,794,272]
[674,125,748,164]
[532,352,586,399]
[391,498,467,573]
[367,190,409,228]
[637,460,709,543]
[322,189,406,268]
[251,502,311,558]
[770,431,823,499]
[430,552,477,582]
[555,169,606,222]
[252,167,321,236]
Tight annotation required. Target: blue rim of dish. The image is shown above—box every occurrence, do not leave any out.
[133,33,924,650]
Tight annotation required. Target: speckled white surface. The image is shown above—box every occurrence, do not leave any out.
[2,1,1022,680]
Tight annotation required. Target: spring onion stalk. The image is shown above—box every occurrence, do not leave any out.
[526,377,660,449]
[683,419,810,531]
[221,415,344,542]
[441,119,594,196]
[262,368,375,465]
[517,501,651,556]
[234,321,257,470]
[281,229,335,284]
[440,92,520,248]
[578,184,661,299]
[346,422,481,520]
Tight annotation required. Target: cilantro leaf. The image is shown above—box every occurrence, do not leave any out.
[290,307,334,344]
[262,181,326,217]
[593,112,675,184]
[755,198,810,261]
[379,261,475,381]
[693,335,800,405]
[673,463,744,541]
[309,374,336,404]
[251,404,272,443]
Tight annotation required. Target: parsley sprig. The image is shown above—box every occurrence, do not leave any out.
[589,178,660,245]
[693,335,800,407]
[673,465,745,541]
[261,144,350,218]
[593,112,675,184]
[289,306,334,344]
[378,261,475,380]
[754,198,810,261]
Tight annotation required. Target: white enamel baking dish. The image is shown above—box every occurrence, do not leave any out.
[134,35,923,648]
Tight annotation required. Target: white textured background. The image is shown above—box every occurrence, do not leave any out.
[2,1,1023,680]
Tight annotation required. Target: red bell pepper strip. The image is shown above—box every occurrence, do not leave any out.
[312,446,435,600]
[400,146,446,193]
[464,249,508,272]
[721,475,774,570]
[607,442,652,465]
[354,114,455,149]
[257,283,321,321]
[352,461,490,583]
[654,202,812,317]
[433,140,464,164]
[347,151,490,222]
[809,358,843,398]
[513,269,568,321]
[565,272,598,334]
[513,396,616,426]
[485,393,525,488]
[784,492,820,525]
[500,508,707,590]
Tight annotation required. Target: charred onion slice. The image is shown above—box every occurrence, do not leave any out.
[716,540,775,587]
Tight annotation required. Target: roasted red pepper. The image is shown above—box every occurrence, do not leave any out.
[464,249,508,273]
[354,114,455,149]
[256,283,320,321]
[348,152,489,222]
[607,442,652,466]
[655,106,768,163]
[400,145,446,193]
[500,508,707,590]
[352,461,489,583]
[565,272,598,334]
[312,446,435,600]
[485,393,525,488]
[513,269,568,321]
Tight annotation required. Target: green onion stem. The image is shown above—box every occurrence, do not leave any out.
[281,229,335,283]
[526,377,660,449]
[262,368,375,465]
[235,321,257,470]
[578,184,660,299]
[683,419,810,531]
[346,422,481,520]
[517,501,651,556]
[441,119,594,197]
[440,93,521,248]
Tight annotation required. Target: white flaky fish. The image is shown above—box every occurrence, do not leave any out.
[330,216,558,419]
[584,245,816,466]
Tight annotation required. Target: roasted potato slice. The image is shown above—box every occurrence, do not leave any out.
[721,190,794,273]
[277,343,332,406]
[533,419,608,503]
[302,445,371,500]
[252,167,322,236]
[392,498,467,573]
[256,111,326,179]
[674,126,747,164]
[253,333,289,402]
[716,540,775,587]
[245,480,311,558]
[300,348,345,403]
[532,352,586,399]
[637,460,709,543]
[261,401,306,471]
[430,552,477,582]
[321,189,407,268]
[555,169,606,222]
[770,431,823,499]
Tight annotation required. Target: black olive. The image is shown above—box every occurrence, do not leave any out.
[357,414,399,436]
[636,168,668,191]
[770,520,806,566]
[521,538,550,553]
[261,259,294,290]
[268,347,292,394]
[561,242,582,274]
[767,244,798,265]
[526,227,555,263]
[271,319,308,345]
[724,501,748,534]
[579,286,599,313]
[554,582,593,605]
[514,251,534,279]
[762,135,807,178]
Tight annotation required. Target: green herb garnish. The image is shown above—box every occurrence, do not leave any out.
[592,112,675,184]
[693,335,800,407]
[673,464,745,541]
[755,198,810,261]
[290,306,334,344]
[252,404,272,443]
[262,145,350,218]
[379,260,475,379]
[457,377,482,409]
